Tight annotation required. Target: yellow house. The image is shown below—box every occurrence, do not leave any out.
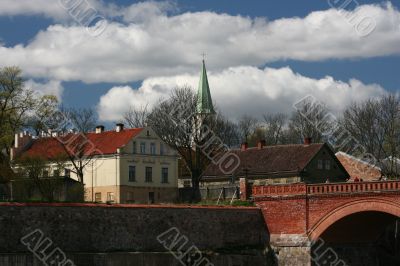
[11,125,179,204]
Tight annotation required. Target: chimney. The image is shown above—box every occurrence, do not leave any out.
[304,137,312,145]
[116,123,124,132]
[241,142,248,151]
[11,132,33,160]
[95,125,105,134]
[257,140,266,149]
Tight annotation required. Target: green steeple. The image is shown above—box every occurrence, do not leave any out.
[196,60,216,115]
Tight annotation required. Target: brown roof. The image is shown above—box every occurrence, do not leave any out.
[202,143,326,178]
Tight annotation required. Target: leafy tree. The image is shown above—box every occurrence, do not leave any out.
[14,156,66,202]
[0,67,36,182]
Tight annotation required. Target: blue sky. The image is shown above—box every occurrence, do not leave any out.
[0,0,399,123]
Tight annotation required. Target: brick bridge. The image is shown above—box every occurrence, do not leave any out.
[252,181,400,265]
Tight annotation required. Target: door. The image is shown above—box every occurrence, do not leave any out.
[148,192,155,204]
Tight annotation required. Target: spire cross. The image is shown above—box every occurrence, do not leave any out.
[201,52,206,61]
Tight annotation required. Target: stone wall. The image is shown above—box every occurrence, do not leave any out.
[0,252,269,266]
[0,203,270,266]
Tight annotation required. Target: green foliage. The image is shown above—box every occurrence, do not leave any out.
[14,156,67,202]
[0,66,62,183]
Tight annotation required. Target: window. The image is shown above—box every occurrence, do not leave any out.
[64,169,71,178]
[129,166,136,182]
[145,167,153,182]
[150,143,156,155]
[317,160,323,170]
[53,169,60,177]
[132,141,137,154]
[107,192,114,202]
[160,143,164,155]
[95,193,102,202]
[161,168,169,183]
[325,160,331,170]
[140,142,146,154]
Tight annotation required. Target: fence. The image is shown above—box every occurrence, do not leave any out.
[252,180,400,198]
[179,185,240,202]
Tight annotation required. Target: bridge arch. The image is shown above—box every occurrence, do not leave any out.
[309,198,400,241]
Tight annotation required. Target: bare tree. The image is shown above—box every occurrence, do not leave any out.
[289,100,330,144]
[209,114,240,148]
[67,107,97,133]
[28,95,59,136]
[148,86,232,199]
[238,115,258,143]
[52,107,99,183]
[380,95,400,177]
[123,105,149,128]
[148,87,203,194]
[263,113,288,145]
[341,94,400,177]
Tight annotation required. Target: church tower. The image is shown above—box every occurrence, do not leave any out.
[196,59,216,115]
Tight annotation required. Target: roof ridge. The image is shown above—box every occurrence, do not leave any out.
[87,127,144,134]
[232,143,324,151]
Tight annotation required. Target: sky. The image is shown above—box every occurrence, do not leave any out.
[0,0,399,125]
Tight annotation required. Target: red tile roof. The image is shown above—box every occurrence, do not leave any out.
[21,128,143,160]
[202,143,326,178]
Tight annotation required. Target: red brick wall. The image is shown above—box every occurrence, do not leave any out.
[254,182,400,240]
[256,197,307,235]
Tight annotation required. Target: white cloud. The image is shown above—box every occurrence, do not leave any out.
[0,0,175,22]
[0,0,70,20]
[97,66,386,121]
[0,3,400,83]
[24,79,64,100]
[120,1,177,23]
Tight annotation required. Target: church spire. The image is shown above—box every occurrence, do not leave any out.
[196,59,215,115]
